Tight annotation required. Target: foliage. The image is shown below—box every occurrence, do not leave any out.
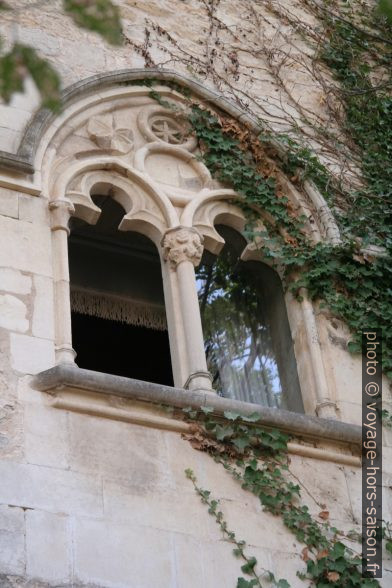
[0,0,122,108]
[185,469,289,588]
[183,408,384,587]
[63,0,123,46]
[379,0,392,23]
[186,103,392,377]
[0,43,61,111]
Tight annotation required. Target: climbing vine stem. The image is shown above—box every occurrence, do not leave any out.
[183,407,389,587]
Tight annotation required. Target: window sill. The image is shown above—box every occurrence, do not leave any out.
[32,364,361,466]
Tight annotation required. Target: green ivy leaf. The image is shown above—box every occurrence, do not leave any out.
[224,411,242,421]
[240,557,257,575]
[386,539,392,553]
[215,424,235,441]
[233,436,251,453]
[237,579,258,588]
[200,406,214,414]
[241,412,261,423]
[63,0,123,45]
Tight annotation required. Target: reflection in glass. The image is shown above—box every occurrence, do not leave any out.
[196,226,303,411]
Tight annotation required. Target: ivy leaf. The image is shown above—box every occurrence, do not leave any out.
[330,541,346,559]
[276,580,290,588]
[0,44,61,111]
[386,539,392,553]
[200,406,214,414]
[215,424,234,441]
[224,411,241,421]
[241,412,261,423]
[63,0,123,45]
[240,557,257,575]
[183,406,197,418]
[237,579,258,588]
[233,436,251,452]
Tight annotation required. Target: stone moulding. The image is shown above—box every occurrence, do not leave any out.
[32,363,361,447]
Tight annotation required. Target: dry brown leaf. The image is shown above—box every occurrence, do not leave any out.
[301,547,310,562]
[319,510,330,520]
[353,253,365,264]
[327,571,340,582]
[317,549,329,560]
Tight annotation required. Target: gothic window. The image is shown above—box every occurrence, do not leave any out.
[46,85,338,417]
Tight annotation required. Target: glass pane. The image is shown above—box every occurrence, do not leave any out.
[196,226,303,411]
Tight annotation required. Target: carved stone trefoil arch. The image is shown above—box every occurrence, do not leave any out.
[36,72,339,416]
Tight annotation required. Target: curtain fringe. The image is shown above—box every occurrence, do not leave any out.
[71,288,167,331]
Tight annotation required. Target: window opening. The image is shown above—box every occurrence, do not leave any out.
[68,196,173,386]
[196,225,303,412]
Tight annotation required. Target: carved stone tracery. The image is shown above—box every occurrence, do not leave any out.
[41,80,342,410]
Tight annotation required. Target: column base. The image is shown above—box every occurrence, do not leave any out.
[184,371,214,392]
[55,344,77,365]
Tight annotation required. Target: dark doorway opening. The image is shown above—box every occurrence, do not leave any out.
[71,312,174,386]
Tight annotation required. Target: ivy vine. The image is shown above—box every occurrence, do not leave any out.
[141,2,392,380]
[182,407,390,587]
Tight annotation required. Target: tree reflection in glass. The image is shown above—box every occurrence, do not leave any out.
[196,226,303,412]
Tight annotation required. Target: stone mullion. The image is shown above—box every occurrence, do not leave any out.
[162,226,214,393]
[49,199,77,365]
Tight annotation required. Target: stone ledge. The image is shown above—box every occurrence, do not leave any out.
[32,364,361,447]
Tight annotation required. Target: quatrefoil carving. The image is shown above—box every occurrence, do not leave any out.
[87,115,134,154]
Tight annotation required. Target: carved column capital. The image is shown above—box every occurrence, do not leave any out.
[162,226,204,267]
[49,199,75,234]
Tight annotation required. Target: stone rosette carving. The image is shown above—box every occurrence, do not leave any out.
[137,105,197,151]
[162,227,204,267]
[87,115,134,154]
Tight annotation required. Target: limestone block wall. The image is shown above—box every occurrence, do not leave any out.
[0,1,391,586]
[0,190,390,585]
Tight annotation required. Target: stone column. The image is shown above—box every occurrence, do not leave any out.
[162,226,213,392]
[49,199,77,365]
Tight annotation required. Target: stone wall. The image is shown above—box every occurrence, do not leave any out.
[0,1,391,587]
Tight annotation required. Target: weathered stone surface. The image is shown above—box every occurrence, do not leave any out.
[0,268,32,295]
[73,519,173,587]
[68,413,171,488]
[19,195,50,225]
[10,334,55,374]
[0,217,52,277]
[32,275,55,340]
[0,461,103,517]
[0,505,25,575]
[0,189,18,219]
[0,294,28,333]
[26,510,70,583]
[24,401,69,469]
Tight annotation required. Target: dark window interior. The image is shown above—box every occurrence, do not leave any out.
[68,195,173,386]
[71,313,173,385]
